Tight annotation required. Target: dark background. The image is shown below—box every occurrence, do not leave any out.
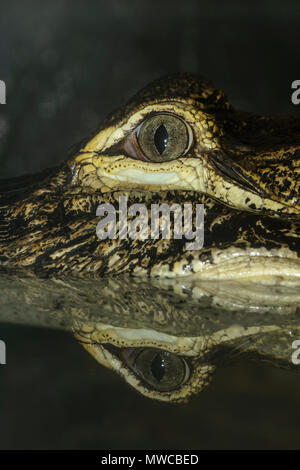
[0,0,300,449]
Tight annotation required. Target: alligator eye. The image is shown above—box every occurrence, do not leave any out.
[133,349,190,392]
[124,113,192,163]
[137,114,192,162]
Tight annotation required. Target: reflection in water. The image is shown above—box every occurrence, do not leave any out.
[0,273,299,402]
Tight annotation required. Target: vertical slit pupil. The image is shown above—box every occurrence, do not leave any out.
[151,353,165,382]
[154,124,168,154]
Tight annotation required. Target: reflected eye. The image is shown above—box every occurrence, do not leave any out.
[125,113,193,162]
[123,348,190,392]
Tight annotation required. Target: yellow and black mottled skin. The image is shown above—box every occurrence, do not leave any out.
[0,166,299,279]
[0,73,299,279]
